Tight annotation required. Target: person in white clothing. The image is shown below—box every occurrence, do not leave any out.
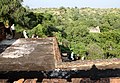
[71,52,74,60]
[11,24,15,38]
[23,30,28,38]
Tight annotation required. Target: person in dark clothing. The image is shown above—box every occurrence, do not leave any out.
[5,24,12,39]
[5,25,11,35]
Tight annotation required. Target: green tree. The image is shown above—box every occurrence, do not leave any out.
[0,0,23,22]
[28,24,46,37]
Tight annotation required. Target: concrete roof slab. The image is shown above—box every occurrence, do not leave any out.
[0,38,56,71]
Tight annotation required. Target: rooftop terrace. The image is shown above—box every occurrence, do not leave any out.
[0,37,120,83]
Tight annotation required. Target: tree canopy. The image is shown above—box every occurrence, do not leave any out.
[32,7,120,60]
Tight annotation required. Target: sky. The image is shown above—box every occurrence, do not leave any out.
[23,0,120,8]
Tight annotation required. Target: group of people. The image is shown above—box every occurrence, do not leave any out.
[3,21,39,39]
[4,23,15,39]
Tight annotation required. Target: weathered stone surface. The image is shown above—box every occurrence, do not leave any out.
[0,38,56,71]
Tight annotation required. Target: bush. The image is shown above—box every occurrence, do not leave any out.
[86,43,104,60]
[27,24,46,38]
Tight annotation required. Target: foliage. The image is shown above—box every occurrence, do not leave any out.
[86,43,104,60]
[33,7,120,60]
[1,2,120,60]
[27,24,46,38]
[0,0,24,24]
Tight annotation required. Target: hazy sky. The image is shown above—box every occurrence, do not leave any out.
[23,0,120,8]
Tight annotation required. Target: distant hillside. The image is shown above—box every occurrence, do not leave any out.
[31,7,120,15]
[29,7,120,60]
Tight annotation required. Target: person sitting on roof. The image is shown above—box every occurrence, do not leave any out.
[23,30,28,38]
[4,23,12,39]
[10,24,15,38]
